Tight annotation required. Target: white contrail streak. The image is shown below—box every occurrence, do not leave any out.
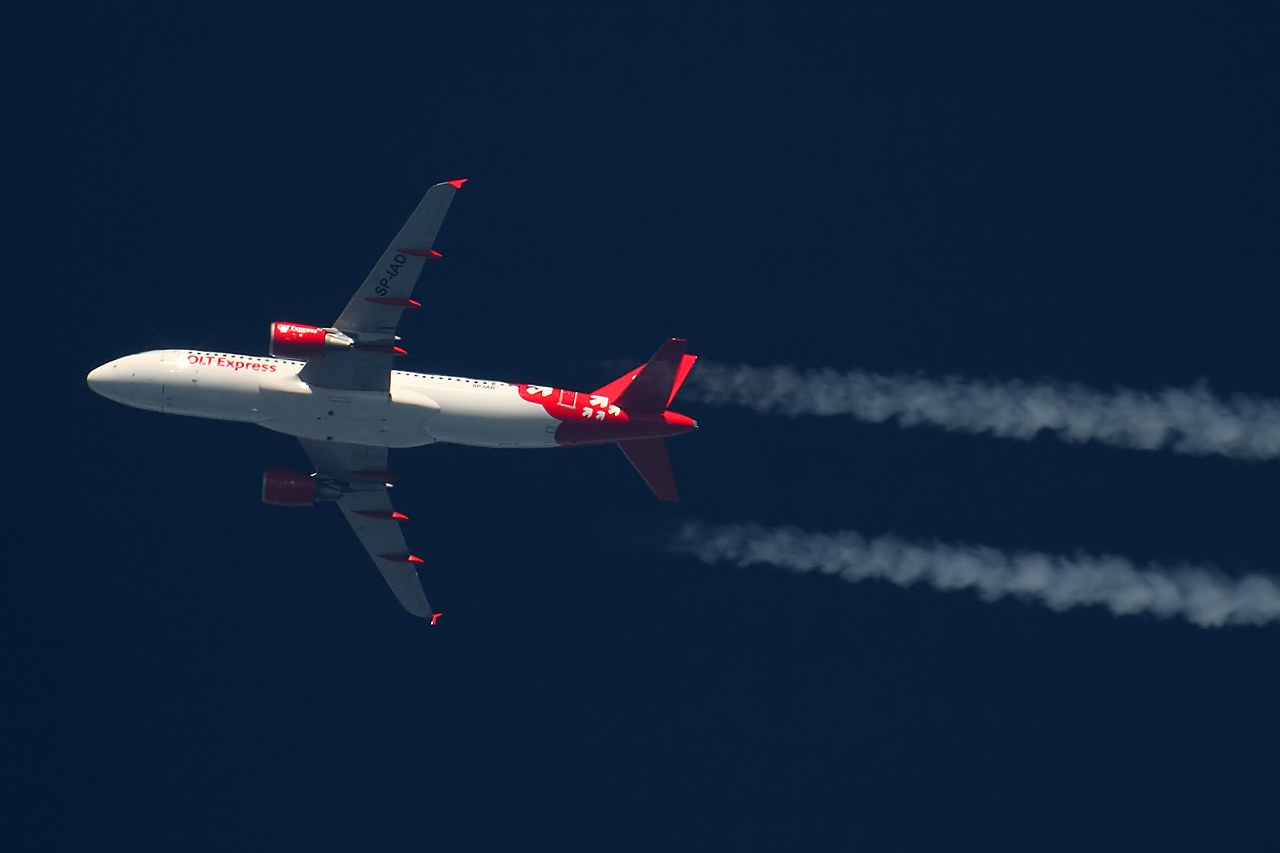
[668,522,1280,628]
[681,363,1280,461]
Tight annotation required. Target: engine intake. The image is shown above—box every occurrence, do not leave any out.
[262,468,317,507]
[269,322,352,360]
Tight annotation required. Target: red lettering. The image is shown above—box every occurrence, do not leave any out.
[185,355,280,372]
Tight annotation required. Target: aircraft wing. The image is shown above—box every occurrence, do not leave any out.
[300,179,465,392]
[298,438,435,619]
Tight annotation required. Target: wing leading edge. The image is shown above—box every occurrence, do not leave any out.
[298,438,435,619]
[336,178,466,336]
[301,178,465,392]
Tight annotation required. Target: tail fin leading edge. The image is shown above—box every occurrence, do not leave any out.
[598,339,698,502]
[601,338,697,414]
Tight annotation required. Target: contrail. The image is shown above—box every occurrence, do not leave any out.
[681,362,1280,461]
[668,521,1280,628]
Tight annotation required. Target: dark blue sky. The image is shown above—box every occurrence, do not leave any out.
[9,4,1280,850]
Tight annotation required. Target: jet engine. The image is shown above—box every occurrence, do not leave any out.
[268,322,353,360]
[261,468,319,507]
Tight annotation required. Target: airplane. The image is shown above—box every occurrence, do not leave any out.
[86,179,699,622]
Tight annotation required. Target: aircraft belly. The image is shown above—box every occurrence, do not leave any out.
[257,376,440,448]
[162,365,275,423]
[422,385,560,448]
[163,384,273,422]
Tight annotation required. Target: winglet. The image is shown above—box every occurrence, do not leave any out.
[430,612,442,626]
[446,179,467,188]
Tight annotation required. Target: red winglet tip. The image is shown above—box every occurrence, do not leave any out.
[446,179,467,188]
[363,297,421,307]
[430,249,442,257]
[354,510,410,521]
[408,555,424,564]
[353,345,408,355]
[430,613,442,625]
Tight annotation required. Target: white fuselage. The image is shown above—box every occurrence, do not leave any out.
[86,349,562,449]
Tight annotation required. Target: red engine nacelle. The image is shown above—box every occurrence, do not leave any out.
[269,322,349,360]
[261,468,317,507]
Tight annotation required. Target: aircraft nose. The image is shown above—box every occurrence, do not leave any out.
[87,361,126,401]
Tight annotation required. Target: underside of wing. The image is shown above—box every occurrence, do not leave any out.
[337,488,433,618]
[334,178,464,336]
[300,179,464,393]
[298,438,434,619]
[299,349,395,392]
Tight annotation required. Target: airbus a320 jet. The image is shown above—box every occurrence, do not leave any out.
[87,180,698,621]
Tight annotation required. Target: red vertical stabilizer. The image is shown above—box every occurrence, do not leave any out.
[593,339,697,501]
[614,339,686,413]
[666,353,698,407]
[603,339,698,414]
[618,438,679,502]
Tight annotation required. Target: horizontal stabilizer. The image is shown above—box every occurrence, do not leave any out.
[618,438,679,502]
